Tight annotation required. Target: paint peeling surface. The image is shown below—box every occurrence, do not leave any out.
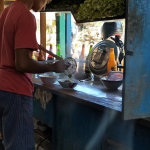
[124,0,150,120]
[34,88,52,110]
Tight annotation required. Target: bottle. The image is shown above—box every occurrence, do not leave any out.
[38,50,45,61]
[121,50,124,72]
[88,45,93,57]
[79,44,86,72]
[121,58,124,72]
[72,44,79,60]
[85,45,93,74]
[56,44,61,57]
[47,44,54,61]
[72,44,79,71]
[79,44,85,59]
[107,48,117,75]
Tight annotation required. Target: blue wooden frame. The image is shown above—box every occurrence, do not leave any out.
[123,0,150,120]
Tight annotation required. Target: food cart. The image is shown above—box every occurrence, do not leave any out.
[1,0,150,149]
[32,0,150,149]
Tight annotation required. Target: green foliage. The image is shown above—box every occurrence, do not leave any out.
[46,0,125,21]
[46,0,85,9]
[75,0,125,20]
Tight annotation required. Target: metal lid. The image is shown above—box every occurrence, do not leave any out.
[89,40,118,76]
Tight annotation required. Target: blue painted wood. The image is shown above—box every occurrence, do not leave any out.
[65,13,72,58]
[33,87,54,127]
[123,0,150,119]
[32,85,150,150]
[54,96,150,150]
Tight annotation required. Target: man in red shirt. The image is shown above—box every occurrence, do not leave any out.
[0,0,69,149]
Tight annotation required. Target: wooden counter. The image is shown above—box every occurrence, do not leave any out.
[32,77,122,112]
[32,77,150,150]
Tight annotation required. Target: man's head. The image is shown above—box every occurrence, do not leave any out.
[32,0,51,12]
[17,0,51,12]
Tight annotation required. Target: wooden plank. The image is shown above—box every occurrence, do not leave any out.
[0,0,4,15]
[123,0,150,120]
[40,13,46,58]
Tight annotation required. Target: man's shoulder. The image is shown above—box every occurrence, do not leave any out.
[0,6,10,24]
[0,6,10,18]
[9,2,35,21]
[10,1,32,16]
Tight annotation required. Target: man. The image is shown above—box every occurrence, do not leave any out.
[0,0,70,149]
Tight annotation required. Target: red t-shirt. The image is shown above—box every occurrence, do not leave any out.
[0,1,38,97]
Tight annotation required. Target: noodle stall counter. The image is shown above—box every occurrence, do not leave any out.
[32,0,150,149]
[32,77,150,150]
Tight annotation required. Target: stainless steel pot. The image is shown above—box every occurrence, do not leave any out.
[89,40,118,76]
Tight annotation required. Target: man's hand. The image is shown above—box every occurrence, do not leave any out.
[52,60,70,73]
[15,48,70,73]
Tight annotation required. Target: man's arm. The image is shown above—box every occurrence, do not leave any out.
[15,48,69,73]
[38,44,63,60]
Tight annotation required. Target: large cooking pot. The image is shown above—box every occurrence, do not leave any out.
[89,40,118,76]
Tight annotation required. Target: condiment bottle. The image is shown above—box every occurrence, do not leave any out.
[107,48,117,75]
[111,66,117,71]
[72,44,79,71]
[120,58,124,72]
[38,50,45,61]
[79,44,85,59]
[88,45,93,57]
[79,44,86,72]
[85,45,93,74]
[72,44,79,60]
[56,44,61,57]
[47,44,54,61]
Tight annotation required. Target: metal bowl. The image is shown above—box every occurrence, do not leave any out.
[39,75,58,84]
[101,77,122,90]
[58,79,78,89]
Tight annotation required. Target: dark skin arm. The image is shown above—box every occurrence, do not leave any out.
[38,44,63,60]
[15,48,69,73]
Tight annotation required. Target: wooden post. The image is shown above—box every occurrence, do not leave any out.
[0,0,4,15]
[40,12,46,58]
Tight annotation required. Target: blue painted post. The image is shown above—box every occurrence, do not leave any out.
[65,13,72,58]
[123,0,150,120]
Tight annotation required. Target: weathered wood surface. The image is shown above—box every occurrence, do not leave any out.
[123,0,150,120]
[32,77,122,112]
